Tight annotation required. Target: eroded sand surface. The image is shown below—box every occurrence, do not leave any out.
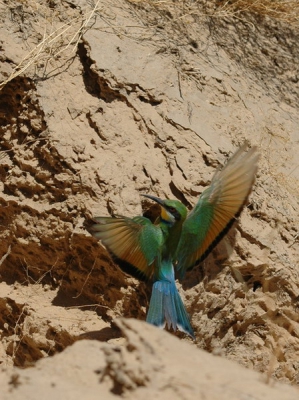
[0,0,298,397]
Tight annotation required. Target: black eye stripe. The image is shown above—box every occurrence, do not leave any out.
[166,207,181,221]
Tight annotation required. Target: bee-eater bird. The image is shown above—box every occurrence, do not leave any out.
[87,144,259,339]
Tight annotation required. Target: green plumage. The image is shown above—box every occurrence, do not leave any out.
[87,144,259,338]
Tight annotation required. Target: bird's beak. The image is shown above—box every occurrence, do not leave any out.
[141,194,165,207]
[142,194,175,224]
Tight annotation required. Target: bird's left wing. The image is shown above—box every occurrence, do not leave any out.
[176,145,259,278]
[87,215,163,281]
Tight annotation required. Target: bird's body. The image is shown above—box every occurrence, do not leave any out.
[87,145,259,338]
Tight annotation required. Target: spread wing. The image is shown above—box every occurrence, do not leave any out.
[176,145,259,278]
[87,215,163,281]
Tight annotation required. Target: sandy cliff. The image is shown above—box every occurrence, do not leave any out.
[0,0,299,397]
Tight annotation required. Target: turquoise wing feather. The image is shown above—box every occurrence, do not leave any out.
[88,215,163,281]
[176,145,259,277]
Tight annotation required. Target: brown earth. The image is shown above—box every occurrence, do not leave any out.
[0,0,299,398]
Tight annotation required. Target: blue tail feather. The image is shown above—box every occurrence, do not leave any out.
[146,280,195,339]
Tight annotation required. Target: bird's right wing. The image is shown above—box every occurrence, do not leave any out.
[87,215,163,281]
[176,145,259,278]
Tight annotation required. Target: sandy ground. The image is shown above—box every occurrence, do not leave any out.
[0,0,299,398]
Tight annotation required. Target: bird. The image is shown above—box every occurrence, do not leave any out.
[87,144,259,339]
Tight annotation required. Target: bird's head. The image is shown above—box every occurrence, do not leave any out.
[142,194,188,224]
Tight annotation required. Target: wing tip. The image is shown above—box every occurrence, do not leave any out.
[112,255,151,282]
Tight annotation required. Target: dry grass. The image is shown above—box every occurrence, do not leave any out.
[0,0,101,91]
[128,0,299,25]
[217,0,299,24]
[1,0,297,91]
